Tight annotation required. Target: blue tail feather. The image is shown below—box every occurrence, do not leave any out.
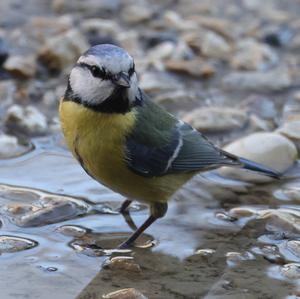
[239,157,281,179]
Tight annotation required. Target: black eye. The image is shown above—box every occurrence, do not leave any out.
[90,65,106,78]
[128,62,135,77]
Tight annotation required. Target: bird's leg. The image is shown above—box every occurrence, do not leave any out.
[119,199,138,231]
[118,202,168,249]
[119,199,132,213]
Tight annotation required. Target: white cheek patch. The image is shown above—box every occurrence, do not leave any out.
[70,67,114,105]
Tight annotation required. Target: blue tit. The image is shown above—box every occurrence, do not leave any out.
[59,44,280,248]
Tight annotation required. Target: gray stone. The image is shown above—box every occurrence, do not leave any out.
[38,29,89,71]
[222,67,292,92]
[5,105,48,135]
[182,107,248,132]
[4,55,36,78]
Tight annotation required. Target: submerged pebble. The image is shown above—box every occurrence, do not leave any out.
[102,288,148,299]
[3,195,89,227]
[0,134,30,159]
[103,256,141,273]
[0,235,37,253]
[56,225,88,237]
[281,263,300,279]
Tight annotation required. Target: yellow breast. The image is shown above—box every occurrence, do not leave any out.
[59,100,193,203]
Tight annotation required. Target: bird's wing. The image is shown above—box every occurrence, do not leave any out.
[125,92,239,177]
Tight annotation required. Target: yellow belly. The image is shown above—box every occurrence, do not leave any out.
[59,100,194,203]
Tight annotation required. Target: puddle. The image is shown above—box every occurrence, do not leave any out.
[0,136,299,298]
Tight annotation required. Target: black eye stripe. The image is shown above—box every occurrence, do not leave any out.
[76,62,110,79]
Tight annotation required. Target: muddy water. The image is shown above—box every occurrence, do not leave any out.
[0,133,299,298]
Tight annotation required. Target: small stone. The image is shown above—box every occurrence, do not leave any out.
[139,71,182,93]
[0,235,37,253]
[4,55,36,78]
[3,194,89,227]
[281,263,300,279]
[39,29,89,72]
[276,121,300,149]
[5,105,48,136]
[52,0,120,16]
[182,107,248,132]
[195,248,216,256]
[201,31,232,60]
[163,11,198,31]
[0,134,30,159]
[147,41,175,62]
[103,256,141,273]
[223,67,292,92]
[154,90,198,105]
[229,207,257,218]
[80,18,119,38]
[165,59,215,78]
[286,240,300,259]
[102,288,148,299]
[56,225,87,237]
[226,251,254,266]
[231,39,278,70]
[240,95,277,120]
[259,208,300,234]
[219,132,298,182]
[121,4,154,24]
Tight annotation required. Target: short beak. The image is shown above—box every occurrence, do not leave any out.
[112,72,131,88]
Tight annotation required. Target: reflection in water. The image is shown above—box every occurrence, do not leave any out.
[0,137,300,298]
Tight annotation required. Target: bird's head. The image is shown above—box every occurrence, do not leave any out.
[67,44,140,113]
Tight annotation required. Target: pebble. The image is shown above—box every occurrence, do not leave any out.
[154,90,198,105]
[201,31,232,60]
[5,105,48,136]
[102,288,148,299]
[231,39,278,70]
[0,134,30,159]
[0,235,37,253]
[4,55,36,78]
[3,195,89,227]
[56,225,88,237]
[38,29,89,72]
[276,121,300,149]
[121,4,154,24]
[80,18,119,38]
[103,256,141,273]
[52,0,120,16]
[139,71,182,93]
[165,59,215,78]
[281,263,300,279]
[219,132,298,182]
[222,67,292,92]
[182,107,248,132]
[285,240,300,259]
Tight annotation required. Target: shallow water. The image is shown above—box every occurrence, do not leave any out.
[0,134,300,298]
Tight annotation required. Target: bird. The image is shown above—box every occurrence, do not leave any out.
[59,44,280,249]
